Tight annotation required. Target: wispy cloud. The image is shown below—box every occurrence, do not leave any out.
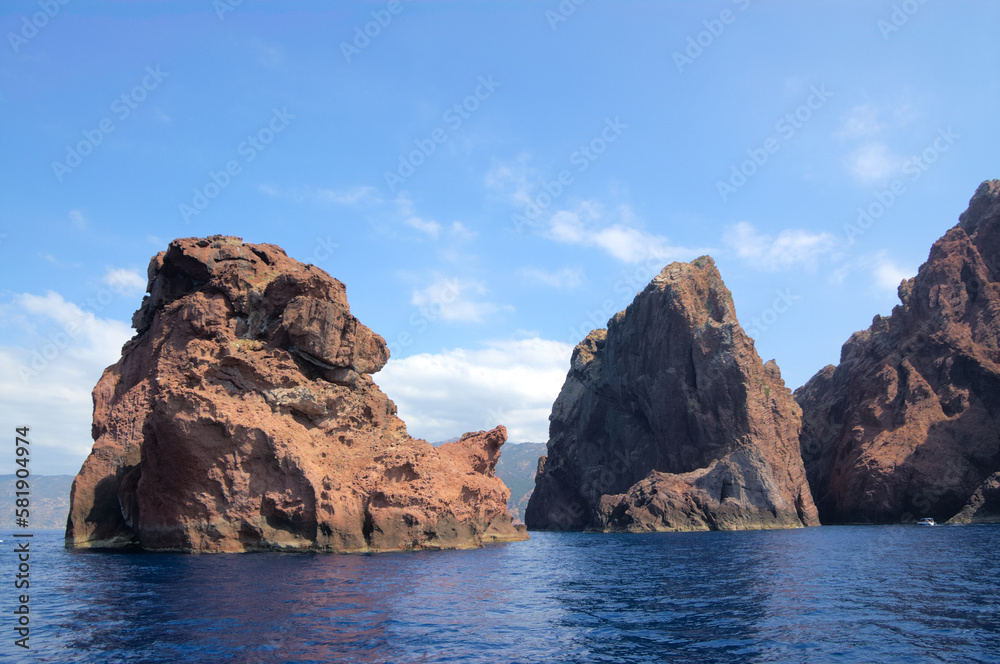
[404,216,442,239]
[450,221,475,240]
[829,250,916,295]
[873,256,915,293]
[846,142,905,183]
[375,337,574,443]
[518,266,584,290]
[102,267,147,296]
[41,253,83,268]
[258,183,381,206]
[68,209,87,230]
[543,202,697,264]
[837,103,913,184]
[485,154,535,207]
[395,194,475,242]
[411,276,512,323]
[318,186,381,205]
[837,104,883,139]
[724,222,836,271]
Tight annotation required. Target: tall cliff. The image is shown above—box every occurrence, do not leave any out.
[66,236,527,552]
[798,180,1000,524]
[525,257,819,532]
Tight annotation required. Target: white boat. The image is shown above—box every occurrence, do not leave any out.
[916,517,936,526]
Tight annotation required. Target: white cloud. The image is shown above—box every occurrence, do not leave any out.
[393,195,476,242]
[40,253,82,268]
[518,266,584,290]
[544,202,697,264]
[836,104,914,184]
[828,251,915,295]
[873,256,915,293]
[316,185,380,205]
[847,142,905,183]
[258,184,381,206]
[837,104,883,139]
[375,337,574,444]
[249,36,284,70]
[102,268,147,296]
[404,215,442,239]
[0,292,134,475]
[450,221,475,240]
[411,276,511,323]
[724,222,837,272]
[484,154,535,207]
[68,210,87,230]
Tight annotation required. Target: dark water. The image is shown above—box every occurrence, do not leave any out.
[3,526,999,663]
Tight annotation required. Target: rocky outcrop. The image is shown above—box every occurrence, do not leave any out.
[525,257,819,532]
[66,236,526,552]
[798,180,1000,524]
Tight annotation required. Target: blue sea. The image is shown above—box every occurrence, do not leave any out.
[3,526,999,663]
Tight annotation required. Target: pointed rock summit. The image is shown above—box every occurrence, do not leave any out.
[525,257,819,532]
[67,236,526,552]
[798,180,1000,524]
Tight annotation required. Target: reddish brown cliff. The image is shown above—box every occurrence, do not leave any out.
[525,257,819,532]
[798,180,1000,524]
[66,236,526,552]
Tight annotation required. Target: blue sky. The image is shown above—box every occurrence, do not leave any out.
[1,0,998,475]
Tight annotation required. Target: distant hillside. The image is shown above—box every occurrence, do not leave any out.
[1,475,74,530]
[495,442,546,521]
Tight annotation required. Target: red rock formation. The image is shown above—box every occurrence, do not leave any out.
[525,257,819,532]
[66,236,526,552]
[798,180,1000,524]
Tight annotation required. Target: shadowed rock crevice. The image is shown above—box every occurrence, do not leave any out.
[67,235,526,553]
[526,256,819,532]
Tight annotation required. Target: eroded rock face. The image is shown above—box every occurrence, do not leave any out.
[798,180,1000,525]
[66,236,526,552]
[525,257,819,532]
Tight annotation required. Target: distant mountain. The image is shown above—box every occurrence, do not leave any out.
[495,442,546,521]
[1,474,74,531]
